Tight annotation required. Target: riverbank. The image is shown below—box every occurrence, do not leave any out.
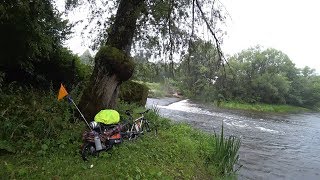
[218,101,310,113]
[0,123,221,179]
[147,97,320,179]
[136,81,182,99]
[0,87,239,179]
[141,81,311,113]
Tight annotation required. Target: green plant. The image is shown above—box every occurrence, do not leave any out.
[209,124,241,175]
[0,84,83,154]
[0,105,234,179]
[219,101,309,113]
[119,81,149,106]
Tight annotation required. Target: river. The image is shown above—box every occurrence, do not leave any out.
[146,98,320,180]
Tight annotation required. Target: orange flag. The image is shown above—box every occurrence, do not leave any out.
[57,84,69,100]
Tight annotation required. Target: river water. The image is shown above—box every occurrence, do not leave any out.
[146,98,320,180]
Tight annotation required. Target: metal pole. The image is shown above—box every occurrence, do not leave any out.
[68,96,92,130]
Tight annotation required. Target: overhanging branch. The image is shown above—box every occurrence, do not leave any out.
[195,0,236,78]
[195,0,224,63]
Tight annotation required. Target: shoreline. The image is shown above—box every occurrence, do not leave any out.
[217,101,311,113]
[146,96,183,107]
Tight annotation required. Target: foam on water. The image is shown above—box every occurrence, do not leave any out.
[147,98,320,180]
[157,99,228,119]
[255,126,279,133]
[157,99,278,132]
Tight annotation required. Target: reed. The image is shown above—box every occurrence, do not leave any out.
[211,124,241,175]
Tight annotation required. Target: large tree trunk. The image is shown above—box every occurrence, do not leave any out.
[78,0,145,121]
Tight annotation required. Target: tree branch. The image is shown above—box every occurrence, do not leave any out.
[168,0,175,77]
[187,0,196,75]
[195,0,224,64]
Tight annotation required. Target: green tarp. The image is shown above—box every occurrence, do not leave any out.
[94,109,120,125]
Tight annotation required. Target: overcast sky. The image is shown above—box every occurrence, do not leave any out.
[62,0,320,71]
[222,0,320,71]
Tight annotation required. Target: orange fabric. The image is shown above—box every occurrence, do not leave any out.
[111,133,121,139]
[57,84,68,100]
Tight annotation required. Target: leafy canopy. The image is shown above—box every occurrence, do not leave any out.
[64,0,227,60]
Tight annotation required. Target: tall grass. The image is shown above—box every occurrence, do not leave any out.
[0,83,83,154]
[209,124,241,176]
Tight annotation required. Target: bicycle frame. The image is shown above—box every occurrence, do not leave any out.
[128,117,142,140]
[126,110,150,140]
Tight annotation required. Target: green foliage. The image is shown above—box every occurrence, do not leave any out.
[0,0,74,87]
[95,46,135,81]
[36,47,92,87]
[143,81,167,97]
[0,84,84,154]
[218,46,320,109]
[218,47,297,104]
[0,86,240,179]
[65,0,225,59]
[220,101,309,113]
[176,40,219,101]
[0,123,227,179]
[176,45,320,110]
[119,80,149,106]
[134,79,180,98]
[132,54,170,83]
[209,125,241,175]
[79,49,94,66]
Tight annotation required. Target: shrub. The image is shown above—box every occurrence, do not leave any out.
[119,80,149,106]
[0,84,84,154]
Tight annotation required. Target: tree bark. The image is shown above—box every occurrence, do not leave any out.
[78,0,145,121]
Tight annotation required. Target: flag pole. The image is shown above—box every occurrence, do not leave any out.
[68,96,92,130]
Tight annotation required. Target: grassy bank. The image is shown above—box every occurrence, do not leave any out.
[219,101,310,113]
[0,124,221,179]
[143,81,166,97]
[0,86,240,179]
[135,80,179,98]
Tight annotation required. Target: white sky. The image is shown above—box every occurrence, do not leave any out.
[221,0,320,71]
[61,0,320,71]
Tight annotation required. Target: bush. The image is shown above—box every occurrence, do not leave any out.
[0,84,84,154]
[119,80,149,106]
[1,47,92,90]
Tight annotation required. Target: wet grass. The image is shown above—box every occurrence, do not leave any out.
[134,81,179,98]
[0,86,240,179]
[0,123,233,179]
[219,101,309,113]
[144,82,167,98]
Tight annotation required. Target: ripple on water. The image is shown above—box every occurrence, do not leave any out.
[255,126,279,133]
[146,98,320,180]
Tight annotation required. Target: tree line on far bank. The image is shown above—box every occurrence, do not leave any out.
[133,41,320,109]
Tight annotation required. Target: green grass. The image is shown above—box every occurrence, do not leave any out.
[219,101,309,113]
[0,85,240,179]
[0,123,231,179]
[144,82,167,98]
[0,123,241,179]
[134,80,178,98]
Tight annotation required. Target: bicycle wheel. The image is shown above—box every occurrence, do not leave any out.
[81,142,98,161]
[147,120,158,136]
[142,120,151,133]
[121,123,132,139]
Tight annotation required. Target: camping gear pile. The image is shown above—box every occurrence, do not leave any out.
[81,109,129,161]
[57,84,150,161]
